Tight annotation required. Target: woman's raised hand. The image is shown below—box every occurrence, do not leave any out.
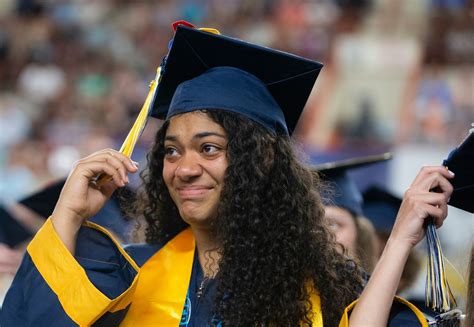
[348,166,455,326]
[390,166,454,248]
[51,149,138,253]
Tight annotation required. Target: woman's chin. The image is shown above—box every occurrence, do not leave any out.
[179,209,214,227]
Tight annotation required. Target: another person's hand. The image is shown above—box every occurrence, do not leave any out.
[390,166,454,248]
[0,243,24,275]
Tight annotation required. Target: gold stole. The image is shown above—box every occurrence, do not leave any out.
[121,228,323,326]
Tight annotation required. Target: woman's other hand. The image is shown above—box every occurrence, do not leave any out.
[390,166,454,248]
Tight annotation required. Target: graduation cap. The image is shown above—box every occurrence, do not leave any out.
[150,23,323,135]
[362,185,402,233]
[443,130,474,213]
[107,22,322,182]
[0,180,65,247]
[18,179,66,217]
[312,153,393,217]
[0,206,33,247]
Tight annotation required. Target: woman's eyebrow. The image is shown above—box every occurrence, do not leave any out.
[193,132,226,140]
[165,132,227,142]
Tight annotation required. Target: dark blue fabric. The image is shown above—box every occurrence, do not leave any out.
[168,66,288,135]
[387,300,426,327]
[362,186,402,233]
[1,224,138,326]
[75,224,138,299]
[179,250,218,327]
[0,206,32,247]
[1,224,220,326]
[1,253,78,327]
[124,242,165,267]
[151,25,323,135]
[321,171,364,217]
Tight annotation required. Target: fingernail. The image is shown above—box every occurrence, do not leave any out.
[132,161,140,168]
[448,170,455,177]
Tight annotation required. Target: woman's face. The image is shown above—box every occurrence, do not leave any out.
[163,111,228,227]
[324,206,357,255]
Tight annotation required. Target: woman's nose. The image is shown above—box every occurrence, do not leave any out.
[175,152,203,181]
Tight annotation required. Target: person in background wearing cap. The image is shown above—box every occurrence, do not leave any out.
[315,157,384,274]
[363,186,422,295]
[1,24,363,326]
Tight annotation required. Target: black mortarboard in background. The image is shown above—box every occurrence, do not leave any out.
[443,131,474,213]
[362,185,402,233]
[312,153,392,217]
[0,180,65,247]
[18,180,65,218]
[151,24,323,135]
[0,179,134,246]
[0,206,33,247]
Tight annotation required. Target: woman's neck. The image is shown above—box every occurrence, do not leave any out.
[191,225,220,278]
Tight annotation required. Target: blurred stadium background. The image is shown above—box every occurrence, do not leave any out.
[0,0,472,308]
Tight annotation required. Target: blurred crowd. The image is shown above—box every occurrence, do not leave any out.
[1,0,473,202]
[0,0,473,314]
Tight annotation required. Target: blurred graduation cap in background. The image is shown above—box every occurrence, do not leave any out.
[312,152,393,217]
[443,130,474,213]
[362,185,402,233]
[0,207,33,248]
[0,179,134,247]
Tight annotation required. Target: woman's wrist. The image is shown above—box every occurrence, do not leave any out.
[382,236,413,263]
[50,206,84,255]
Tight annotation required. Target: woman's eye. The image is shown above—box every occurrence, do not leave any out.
[327,220,340,231]
[202,144,219,154]
[165,147,178,157]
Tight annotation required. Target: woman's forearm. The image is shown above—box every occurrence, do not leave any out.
[349,238,412,326]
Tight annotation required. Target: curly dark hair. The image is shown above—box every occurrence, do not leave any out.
[133,110,363,326]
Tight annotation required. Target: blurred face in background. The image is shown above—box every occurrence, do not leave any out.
[324,205,357,256]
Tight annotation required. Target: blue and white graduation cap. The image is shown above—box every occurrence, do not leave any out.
[362,185,402,233]
[443,130,474,213]
[312,153,392,217]
[151,22,323,135]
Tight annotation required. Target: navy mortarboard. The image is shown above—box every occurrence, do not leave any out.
[362,185,402,233]
[18,179,65,218]
[151,23,323,135]
[312,153,392,217]
[443,130,474,213]
[0,206,33,247]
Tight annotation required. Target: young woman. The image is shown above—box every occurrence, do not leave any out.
[1,25,363,326]
[1,24,454,327]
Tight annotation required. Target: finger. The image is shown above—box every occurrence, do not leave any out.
[411,171,454,199]
[410,192,447,208]
[98,149,139,173]
[81,149,138,174]
[100,152,129,182]
[410,166,454,187]
[76,160,126,188]
[423,204,445,228]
